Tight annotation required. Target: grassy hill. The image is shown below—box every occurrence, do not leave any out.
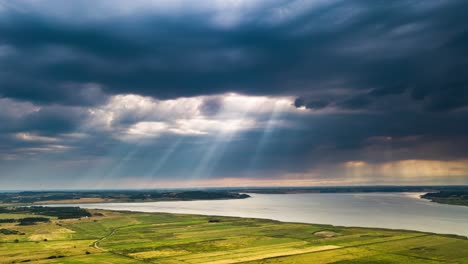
[1,209,467,263]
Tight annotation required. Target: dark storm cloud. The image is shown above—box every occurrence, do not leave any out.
[0,102,86,135]
[0,0,467,110]
[21,106,86,134]
[294,98,329,110]
[336,95,371,110]
[0,77,107,106]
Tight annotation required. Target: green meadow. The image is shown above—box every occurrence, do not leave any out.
[1,210,467,264]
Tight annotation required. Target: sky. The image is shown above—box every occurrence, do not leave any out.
[1,0,468,189]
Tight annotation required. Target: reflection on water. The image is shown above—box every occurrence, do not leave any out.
[60,192,468,236]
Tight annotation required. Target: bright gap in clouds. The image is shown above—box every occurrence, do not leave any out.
[87,93,298,142]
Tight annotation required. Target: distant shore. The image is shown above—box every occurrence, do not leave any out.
[0,190,250,206]
[420,191,468,207]
[1,186,467,207]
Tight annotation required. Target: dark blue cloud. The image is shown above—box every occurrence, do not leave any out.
[0,0,466,110]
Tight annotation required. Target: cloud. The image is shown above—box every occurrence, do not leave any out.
[341,159,468,180]
[0,0,468,188]
[336,95,371,110]
[199,97,223,116]
[15,132,59,143]
[0,0,466,111]
[86,93,297,141]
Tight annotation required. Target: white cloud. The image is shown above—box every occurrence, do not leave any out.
[122,121,168,140]
[15,132,59,143]
[0,98,40,118]
[87,93,298,141]
[14,144,73,155]
[173,118,256,134]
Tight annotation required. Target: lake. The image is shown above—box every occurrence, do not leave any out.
[63,192,468,236]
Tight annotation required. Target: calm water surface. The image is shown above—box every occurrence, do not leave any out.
[66,193,468,236]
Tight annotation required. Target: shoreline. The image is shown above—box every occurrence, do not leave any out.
[39,191,428,205]
[35,195,251,205]
[94,208,468,239]
[43,192,468,237]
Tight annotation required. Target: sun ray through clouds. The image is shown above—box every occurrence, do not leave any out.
[248,99,289,173]
[143,137,184,186]
[189,94,260,183]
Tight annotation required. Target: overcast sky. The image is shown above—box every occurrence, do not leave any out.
[1,0,468,189]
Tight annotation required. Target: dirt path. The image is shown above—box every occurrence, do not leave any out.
[93,228,117,251]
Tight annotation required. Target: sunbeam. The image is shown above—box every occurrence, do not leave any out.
[143,137,184,184]
[190,94,261,181]
[248,99,288,171]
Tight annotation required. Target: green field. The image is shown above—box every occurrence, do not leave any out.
[1,210,467,264]
[421,191,468,207]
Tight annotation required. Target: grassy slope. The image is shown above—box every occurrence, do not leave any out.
[421,191,468,207]
[426,197,468,207]
[0,210,467,264]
